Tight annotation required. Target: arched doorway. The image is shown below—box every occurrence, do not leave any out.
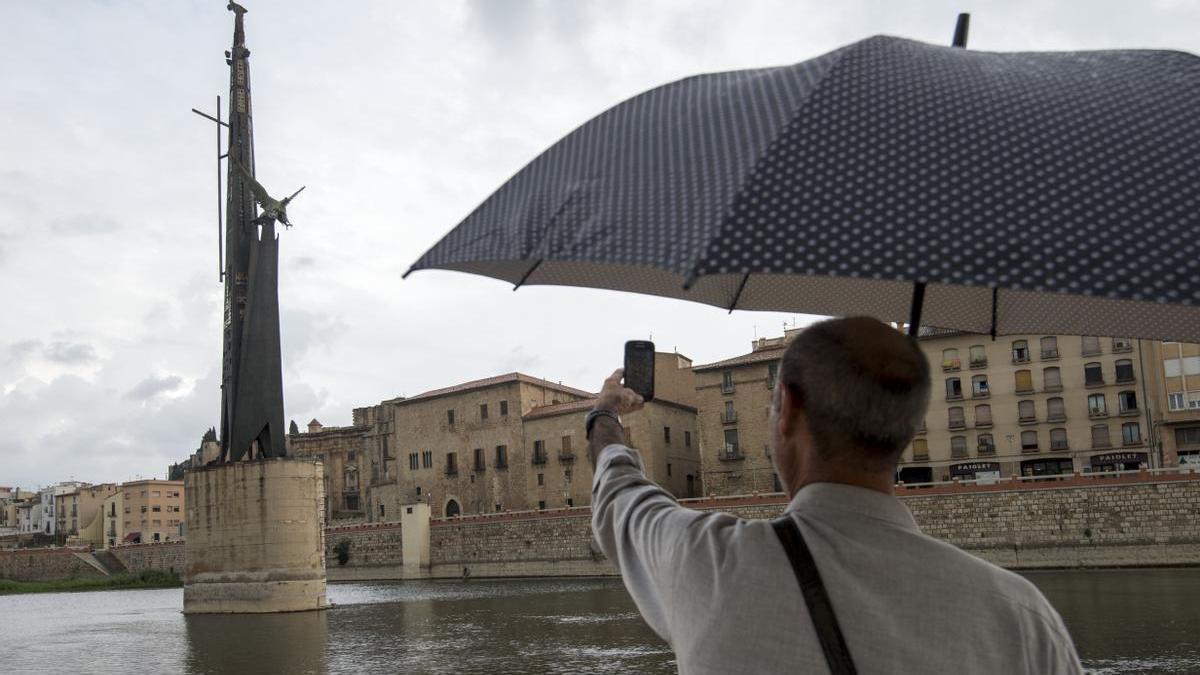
[445,499,461,518]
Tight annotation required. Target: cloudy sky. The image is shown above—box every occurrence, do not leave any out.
[3,0,1197,489]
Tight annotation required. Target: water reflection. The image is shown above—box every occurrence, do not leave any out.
[185,609,329,675]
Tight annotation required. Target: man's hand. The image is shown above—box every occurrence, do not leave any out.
[595,368,645,415]
[589,368,644,464]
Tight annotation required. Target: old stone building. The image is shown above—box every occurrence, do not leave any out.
[1141,340,1200,466]
[291,359,700,520]
[694,331,797,497]
[900,331,1157,482]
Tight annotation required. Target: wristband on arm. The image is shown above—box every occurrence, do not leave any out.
[585,409,621,440]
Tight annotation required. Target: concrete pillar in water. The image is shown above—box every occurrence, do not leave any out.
[184,458,328,613]
[402,502,430,580]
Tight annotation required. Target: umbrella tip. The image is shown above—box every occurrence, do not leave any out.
[952,12,970,48]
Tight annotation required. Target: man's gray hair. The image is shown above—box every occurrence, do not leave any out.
[779,317,931,466]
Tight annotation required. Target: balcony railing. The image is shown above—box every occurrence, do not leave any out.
[975,419,993,429]
[474,461,486,472]
[972,387,990,399]
[558,452,576,463]
[495,459,508,470]
[913,452,930,461]
[721,412,738,424]
[1088,408,1109,419]
[1085,377,1106,388]
[969,357,988,369]
[951,446,969,459]
[1113,341,1134,353]
[946,392,964,401]
[1119,406,1140,417]
[1050,440,1069,450]
[1012,353,1031,364]
[1123,437,1142,447]
[1041,349,1060,360]
[1019,414,1037,424]
[1043,383,1064,393]
[948,419,966,430]
[1092,439,1112,449]
[1047,413,1067,422]
[942,359,961,371]
[532,453,548,465]
[977,444,996,456]
[1015,386,1035,395]
[721,382,735,394]
[1115,373,1136,384]
[719,449,745,461]
[1022,445,1040,453]
[445,465,458,476]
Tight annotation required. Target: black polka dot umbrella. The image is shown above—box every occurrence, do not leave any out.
[406,16,1200,342]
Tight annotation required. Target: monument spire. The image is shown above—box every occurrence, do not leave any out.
[219,1,286,462]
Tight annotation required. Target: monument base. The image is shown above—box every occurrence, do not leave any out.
[183,457,328,614]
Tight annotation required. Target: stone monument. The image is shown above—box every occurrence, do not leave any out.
[184,2,327,614]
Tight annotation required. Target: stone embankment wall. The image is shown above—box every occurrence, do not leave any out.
[0,548,105,581]
[325,473,1200,580]
[111,542,186,574]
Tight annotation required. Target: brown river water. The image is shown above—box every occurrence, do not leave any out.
[0,569,1196,673]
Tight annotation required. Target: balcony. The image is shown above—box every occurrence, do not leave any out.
[977,444,996,456]
[969,357,988,369]
[1123,437,1142,447]
[558,452,576,463]
[913,452,930,461]
[1015,386,1035,395]
[1019,415,1037,425]
[1022,444,1040,454]
[1088,408,1109,419]
[942,359,962,372]
[532,453,548,465]
[948,419,967,431]
[972,388,990,399]
[719,449,745,462]
[1012,353,1031,365]
[1085,377,1106,389]
[1043,383,1064,393]
[473,461,486,473]
[951,447,969,459]
[1113,341,1134,353]
[1082,346,1103,357]
[975,419,993,429]
[946,392,964,402]
[445,465,458,477]
[1119,406,1140,417]
[721,382,735,394]
[495,459,509,470]
[721,412,738,425]
[1092,439,1112,449]
[1050,440,1070,451]
[1115,373,1136,384]
[1047,413,1067,423]
[1041,349,1060,361]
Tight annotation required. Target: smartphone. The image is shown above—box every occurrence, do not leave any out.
[623,340,655,402]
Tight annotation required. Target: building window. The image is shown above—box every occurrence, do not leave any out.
[1082,336,1102,356]
[474,448,485,472]
[977,433,995,455]
[564,469,572,483]
[1112,337,1133,353]
[500,400,509,416]
[422,450,433,468]
[1176,427,1200,447]
[445,500,460,518]
[974,404,992,427]
[948,406,965,429]
[912,439,929,460]
[1050,428,1069,450]
[533,440,547,464]
[1021,430,1039,451]
[1047,397,1066,422]
[971,374,989,397]
[1115,359,1135,383]
[1040,336,1059,359]
[1088,393,1107,417]
[1118,391,1138,414]
[723,429,740,459]
[480,403,488,420]
[345,494,360,511]
[1014,370,1034,394]
[942,348,961,371]
[409,453,419,471]
[685,431,692,448]
[1084,362,1104,386]
[447,409,455,426]
[538,500,546,510]
[1018,400,1036,423]
[379,504,385,518]
[1122,422,1142,446]
[1012,340,1030,363]
[723,400,737,423]
[1169,393,1186,410]
[1043,367,1063,392]
[946,377,963,400]
[1091,424,1112,449]
[950,436,967,459]
[667,463,672,476]
[561,435,574,459]
[664,426,671,444]
[537,473,544,486]
[722,370,734,393]
[767,362,779,389]
[968,345,987,368]
[495,445,508,469]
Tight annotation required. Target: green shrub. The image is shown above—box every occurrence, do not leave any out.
[333,539,352,566]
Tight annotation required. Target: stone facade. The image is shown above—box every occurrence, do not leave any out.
[184,458,327,614]
[111,541,186,575]
[694,333,795,496]
[1141,340,1200,467]
[288,420,370,524]
[904,331,1157,482]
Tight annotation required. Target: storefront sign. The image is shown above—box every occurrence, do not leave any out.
[950,462,1001,477]
[1090,452,1148,467]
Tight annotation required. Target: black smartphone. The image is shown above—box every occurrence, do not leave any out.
[624,340,655,402]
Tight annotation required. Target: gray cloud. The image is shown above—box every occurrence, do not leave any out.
[49,213,120,235]
[124,374,184,401]
[44,340,98,364]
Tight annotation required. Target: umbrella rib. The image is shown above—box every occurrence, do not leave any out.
[513,258,543,291]
[989,286,999,340]
[727,272,751,314]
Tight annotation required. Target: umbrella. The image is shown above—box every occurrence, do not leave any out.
[406,15,1200,342]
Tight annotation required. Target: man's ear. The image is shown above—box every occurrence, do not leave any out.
[778,384,800,437]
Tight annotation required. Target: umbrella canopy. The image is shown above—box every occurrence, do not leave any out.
[407,34,1200,342]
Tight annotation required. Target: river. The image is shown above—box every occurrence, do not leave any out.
[0,569,1196,674]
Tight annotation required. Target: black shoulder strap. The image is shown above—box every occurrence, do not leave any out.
[771,517,858,675]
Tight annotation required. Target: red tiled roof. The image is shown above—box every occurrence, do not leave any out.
[523,396,698,420]
[399,372,594,406]
[693,346,785,372]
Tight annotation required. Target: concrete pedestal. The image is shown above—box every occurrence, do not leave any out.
[183,458,328,614]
